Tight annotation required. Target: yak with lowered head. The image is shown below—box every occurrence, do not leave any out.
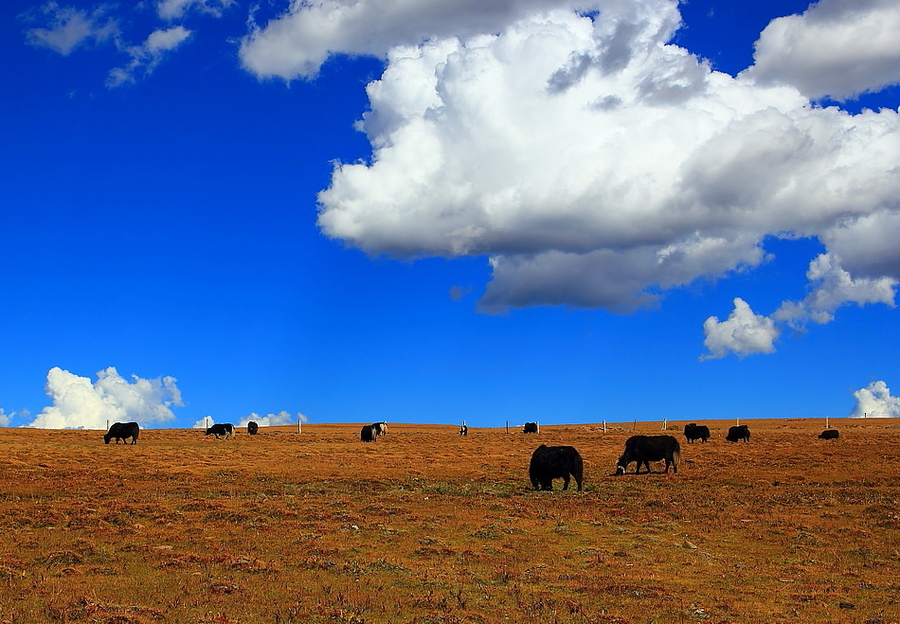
[205,423,234,439]
[683,423,710,443]
[615,435,680,475]
[725,424,751,443]
[529,445,583,491]
[819,429,839,440]
[104,421,140,445]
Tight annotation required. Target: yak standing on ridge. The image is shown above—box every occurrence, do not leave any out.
[205,423,235,439]
[104,422,140,445]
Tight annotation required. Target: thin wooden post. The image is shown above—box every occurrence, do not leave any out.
[298,420,301,434]
[602,420,606,433]
[662,419,667,430]
[633,419,637,431]
[825,415,829,429]
[536,421,540,433]
[506,420,509,434]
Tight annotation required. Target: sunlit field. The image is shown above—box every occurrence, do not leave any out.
[0,419,898,623]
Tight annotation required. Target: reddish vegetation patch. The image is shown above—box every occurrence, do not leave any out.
[0,419,898,623]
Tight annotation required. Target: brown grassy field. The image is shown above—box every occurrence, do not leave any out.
[0,419,898,624]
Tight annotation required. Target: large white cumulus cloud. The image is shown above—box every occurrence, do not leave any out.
[239,0,602,80]
[745,0,900,101]
[850,380,900,418]
[243,0,900,356]
[315,3,899,310]
[27,367,183,429]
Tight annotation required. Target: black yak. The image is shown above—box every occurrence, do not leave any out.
[205,423,234,439]
[360,424,376,442]
[819,429,839,440]
[725,424,751,443]
[104,421,140,445]
[523,422,538,434]
[683,423,710,443]
[371,422,387,436]
[247,421,259,435]
[615,435,680,475]
[529,445,583,491]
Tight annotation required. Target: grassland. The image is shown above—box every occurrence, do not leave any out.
[0,419,898,623]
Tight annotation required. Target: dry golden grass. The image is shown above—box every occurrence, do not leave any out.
[0,419,898,623]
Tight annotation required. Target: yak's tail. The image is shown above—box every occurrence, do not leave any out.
[672,448,681,472]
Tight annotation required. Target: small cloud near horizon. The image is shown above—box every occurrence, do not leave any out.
[25,367,183,430]
[850,380,900,418]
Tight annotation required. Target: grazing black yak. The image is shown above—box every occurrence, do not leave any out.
[683,423,710,443]
[529,445,583,491]
[247,421,259,435]
[615,435,680,475]
[726,425,751,443]
[819,429,839,440]
[205,423,234,439]
[523,422,538,434]
[360,424,376,442]
[104,422,140,445]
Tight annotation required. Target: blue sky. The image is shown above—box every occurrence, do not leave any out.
[3,0,900,429]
